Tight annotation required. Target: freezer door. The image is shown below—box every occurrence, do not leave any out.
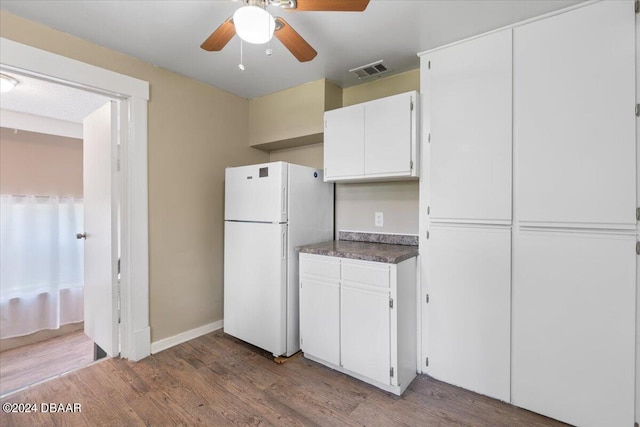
[224,221,287,356]
[225,162,287,223]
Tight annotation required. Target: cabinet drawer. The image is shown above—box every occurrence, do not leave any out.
[300,254,341,279]
[341,260,390,288]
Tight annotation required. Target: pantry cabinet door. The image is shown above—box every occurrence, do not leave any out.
[427,29,512,224]
[514,1,635,229]
[425,225,511,402]
[324,104,365,180]
[512,230,635,427]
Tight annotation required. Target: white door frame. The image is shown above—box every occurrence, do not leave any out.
[0,37,151,361]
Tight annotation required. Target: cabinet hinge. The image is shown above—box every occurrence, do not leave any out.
[428,60,431,69]
[389,298,394,309]
[636,104,640,116]
[410,160,414,170]
[390,367,394,377]
[428,133,431,143]
[426,230,430,239]
[300,337,303,345]
[325,119,327,129]
[636,242,640,255]
[636,0,639,14]
[425,357,429,367]
[410,99,414,111]
[427,206,430,215]
[636,207,640,221]
[426,294,430,304]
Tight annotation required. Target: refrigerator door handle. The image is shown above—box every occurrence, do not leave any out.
[281,186,286,216]
[281,231,286,259]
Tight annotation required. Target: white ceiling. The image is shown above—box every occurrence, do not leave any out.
[0,71,112,123]
[0,0,582,99]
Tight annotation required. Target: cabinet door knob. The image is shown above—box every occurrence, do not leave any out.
[76,232,87,240]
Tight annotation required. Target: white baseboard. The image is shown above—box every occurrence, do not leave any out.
[150,320,223,355]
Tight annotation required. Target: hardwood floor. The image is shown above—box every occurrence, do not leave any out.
[0,331,94,396]
[0,330,566,426]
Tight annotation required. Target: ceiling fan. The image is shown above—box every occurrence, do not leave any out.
[200,0,371,62]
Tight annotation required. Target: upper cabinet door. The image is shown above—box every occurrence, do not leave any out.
[514,1,636,229]
[365,91,416,177]
[427,30,512,224]
[323,104,365,180]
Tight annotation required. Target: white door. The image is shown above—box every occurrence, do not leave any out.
[425,225,511,402]
[341,283,390,385]
[512,231,636,427]
[82,101,119,357]
[324,104,365,180]
[364,92,414,176]
[514,1,635,229]
[299,277,340,365]
[427,29,512,224]
[224,221,287,356]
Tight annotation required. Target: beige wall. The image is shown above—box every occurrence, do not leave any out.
[0,11,269,342]
[271,69,421,236]
[270,143,323,170]
[0,127,83,196]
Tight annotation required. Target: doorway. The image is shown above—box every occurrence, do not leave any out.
[0,76,119,395]
[0,37,151,363]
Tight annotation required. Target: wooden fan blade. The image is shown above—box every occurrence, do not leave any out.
[293,0,370,12]
[274,18,318,62]
[200,18,235,51]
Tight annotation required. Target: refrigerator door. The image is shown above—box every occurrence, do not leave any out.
[225,162,288,223]
[224,221,287,356]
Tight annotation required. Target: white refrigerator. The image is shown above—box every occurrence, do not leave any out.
[224,161,334,357]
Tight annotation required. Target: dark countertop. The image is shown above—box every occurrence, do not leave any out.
[297,240,419,264]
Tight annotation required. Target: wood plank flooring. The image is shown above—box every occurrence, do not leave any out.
[0,331,94,396]
[0,330,566,426]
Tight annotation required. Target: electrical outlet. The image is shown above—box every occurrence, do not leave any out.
[375,212,384,227]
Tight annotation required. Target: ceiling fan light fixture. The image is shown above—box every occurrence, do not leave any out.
[233,5,275,45]
[0,73,19,93]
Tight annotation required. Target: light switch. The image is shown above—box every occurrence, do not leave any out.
[375,212,384,227]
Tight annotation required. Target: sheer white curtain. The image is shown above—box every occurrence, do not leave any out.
[0,195,84,339]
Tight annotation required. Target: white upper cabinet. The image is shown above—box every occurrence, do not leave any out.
[364,92,417,177]
[324,91,418,182]
[514,1,636,229]
[324,104,365,180]
[426,29,512,224]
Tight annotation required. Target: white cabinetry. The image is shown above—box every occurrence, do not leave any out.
[427,30,512,224]
[420,2,637,426]
[299,253,417,395]
[512,231,636,427]
[511,3,636,426]
[323,104,364,179]
[298,255,340,366]
[420,28,513,402]
[425,225,511,402]
[324,91,418,182]
[514,1,635,229]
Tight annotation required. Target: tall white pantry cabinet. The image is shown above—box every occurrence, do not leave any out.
[419,2,638,427]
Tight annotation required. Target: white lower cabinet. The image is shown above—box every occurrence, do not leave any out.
[299,253,417,395]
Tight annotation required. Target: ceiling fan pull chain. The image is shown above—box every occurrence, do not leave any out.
[239,39,245,71]
[266,6,273,56]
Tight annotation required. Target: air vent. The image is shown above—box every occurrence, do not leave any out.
[349,60,390,79]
